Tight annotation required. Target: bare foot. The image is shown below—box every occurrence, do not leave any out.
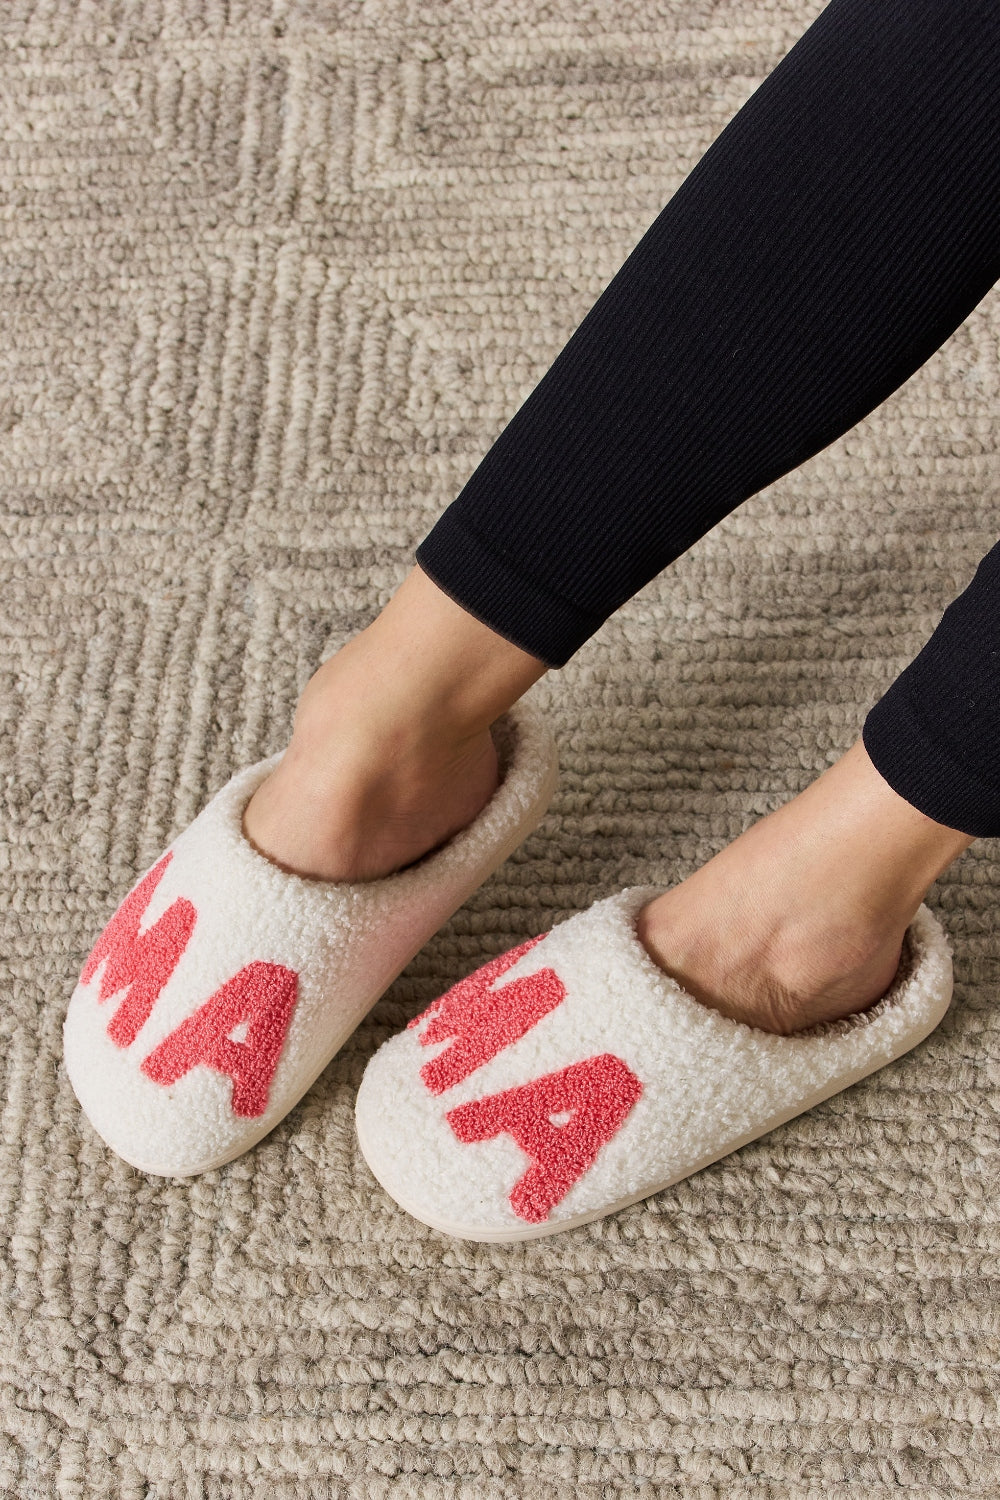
[242,659,501,882]
[241,566,546,882]
[636,738,974,1035]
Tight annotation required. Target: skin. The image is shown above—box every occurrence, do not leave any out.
[242,564,544,883]
[243,564,975,1034]
[635,736,974,1033]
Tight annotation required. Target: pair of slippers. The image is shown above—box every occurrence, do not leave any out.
[63,702,953,1242]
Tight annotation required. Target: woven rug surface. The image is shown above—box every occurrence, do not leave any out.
[2,1,999,1494]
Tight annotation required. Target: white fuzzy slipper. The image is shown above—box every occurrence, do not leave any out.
[354,885,953,1242]
[63,701,558,1177]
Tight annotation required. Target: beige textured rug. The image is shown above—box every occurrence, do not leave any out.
[3,1,999,1494]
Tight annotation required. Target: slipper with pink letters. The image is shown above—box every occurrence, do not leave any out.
[354,884,953,1242]
[63,701,558,1177]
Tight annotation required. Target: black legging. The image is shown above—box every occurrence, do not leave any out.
[415,0,1000,838]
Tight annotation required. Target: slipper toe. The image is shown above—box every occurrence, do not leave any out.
[63,701,558,1177]
[355,885,953,1242]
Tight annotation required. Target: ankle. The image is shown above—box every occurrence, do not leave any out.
[288,566,548,767]
[791,736,975,930]
[290,651,483,782]
[634,735,976,1037]
[637,895,906,1036]
[749,919,906,1034]
[243,709,501,882]
[340,565,547,744]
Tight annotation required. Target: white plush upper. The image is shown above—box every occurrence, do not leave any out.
[63,699,557,1176]
[355,886,953,1236]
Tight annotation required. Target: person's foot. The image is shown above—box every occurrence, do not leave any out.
[242,566,547,882]
[242,654,501,883]
[635,737,974,1036]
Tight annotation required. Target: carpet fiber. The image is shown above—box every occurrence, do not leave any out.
[2,1,999,1494]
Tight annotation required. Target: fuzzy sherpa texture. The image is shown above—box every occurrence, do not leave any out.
[8,2,1000,1488]
[355,886,953,1240]
[63,700,558,1176]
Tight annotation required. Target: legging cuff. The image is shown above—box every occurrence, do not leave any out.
[415,521,597,668]
[863,672,1000,839]
[862,542,1000,838]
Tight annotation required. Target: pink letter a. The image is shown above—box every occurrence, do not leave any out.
[140,961,299,1118]
[446,1053,642,1223]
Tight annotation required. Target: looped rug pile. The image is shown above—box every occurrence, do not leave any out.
[2,1,998,1494]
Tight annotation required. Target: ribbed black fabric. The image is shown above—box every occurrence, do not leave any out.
[416,0,1000,835]
[862,543,1000,835]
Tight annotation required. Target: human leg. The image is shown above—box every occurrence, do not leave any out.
[415,0,1000,673]
[638,537,1000,1035]
[636,737,975,1035]
[248,0,1000,1027]
[69,0,1000,1183]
